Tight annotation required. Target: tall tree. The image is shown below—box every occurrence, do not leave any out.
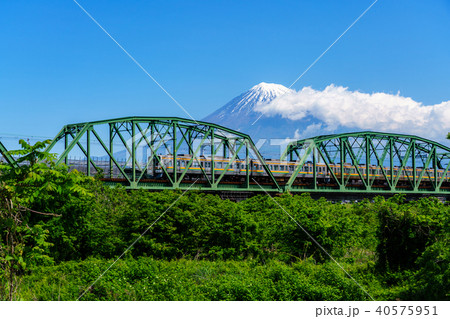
[0,140,90,300]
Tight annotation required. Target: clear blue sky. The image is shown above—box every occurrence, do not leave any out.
[1,0,449,139]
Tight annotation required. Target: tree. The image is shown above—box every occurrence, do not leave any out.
[0,140,91,300]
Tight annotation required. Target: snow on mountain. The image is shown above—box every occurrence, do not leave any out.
[203,82,294,132]
[203,82,450,158]
[202,82,314,157]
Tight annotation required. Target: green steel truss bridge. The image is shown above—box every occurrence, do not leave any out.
[281,132,450,196]
[1,116,450,197]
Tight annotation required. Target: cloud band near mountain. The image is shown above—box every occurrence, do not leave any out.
[255,84,450,141]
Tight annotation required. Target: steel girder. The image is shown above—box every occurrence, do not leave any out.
[45,117,282,192]
[281,132,450,195]
[0,141,18,168]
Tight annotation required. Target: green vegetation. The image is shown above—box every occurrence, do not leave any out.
[0,141,449,300]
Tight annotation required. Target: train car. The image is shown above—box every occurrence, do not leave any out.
[149,154,450,185]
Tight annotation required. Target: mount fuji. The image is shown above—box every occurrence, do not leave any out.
[203,82,328,143]
[203,82,292,132]
[202,82,450,156]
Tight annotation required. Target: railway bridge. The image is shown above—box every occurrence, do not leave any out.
[1,116,450,198]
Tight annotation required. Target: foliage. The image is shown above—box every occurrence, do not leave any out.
[376,195,448,271]
[1,139,449,300]
[239,194,378,263]
[408,232,450,299]
[18,258,374,301]
[0,140,91,300]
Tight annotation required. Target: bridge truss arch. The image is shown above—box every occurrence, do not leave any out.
[281,132,450,195]
[45,117,282,192]
[0,141,17,168]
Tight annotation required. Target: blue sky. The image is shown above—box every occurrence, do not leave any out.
[1,0,450,141]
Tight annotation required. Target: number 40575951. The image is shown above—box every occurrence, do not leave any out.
[376,305,437,316]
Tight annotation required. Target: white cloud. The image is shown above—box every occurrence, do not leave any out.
[255,84,450,141]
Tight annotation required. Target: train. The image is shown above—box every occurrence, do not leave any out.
[148,154,450,185]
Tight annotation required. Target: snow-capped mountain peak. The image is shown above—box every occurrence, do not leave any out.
[234,82,292,114]
[203,82,292,128]
[249,82,292,97]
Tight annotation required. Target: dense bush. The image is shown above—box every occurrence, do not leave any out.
[411,236,450,300]
[376,195,448,271]
[2,140,449,300]
[11,186,448,301]
[18,258,373,301]
[36,188,381,264]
